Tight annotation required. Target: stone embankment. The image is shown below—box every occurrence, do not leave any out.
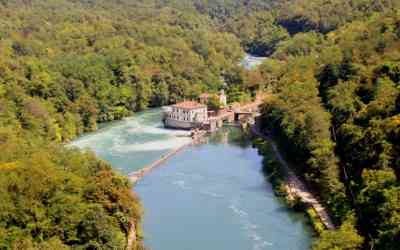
[126,135,204,250]
[128,142,191,184]
[251,125,336,230]
[128,130,207,184]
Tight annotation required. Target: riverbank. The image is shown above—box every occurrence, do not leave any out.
[250,124,336,231]
[125,137,194,250]
[70,109,313,249]
[135,127,313,249]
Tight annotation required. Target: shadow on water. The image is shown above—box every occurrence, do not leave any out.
[208,127,253,148]
[210,127,315,234]
[72,109,314,249]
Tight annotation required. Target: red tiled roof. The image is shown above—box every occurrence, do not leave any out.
[172,101,206,109]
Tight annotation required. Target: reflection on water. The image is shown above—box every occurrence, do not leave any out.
[69,109,191,174]
[70,110,313,250]
[208,127,253,148]
[135,127,313,250]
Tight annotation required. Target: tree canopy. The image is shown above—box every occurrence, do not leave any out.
[258,8,400,250]
[1,0,399,249]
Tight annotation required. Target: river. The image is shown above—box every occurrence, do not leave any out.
[241,53,268,70]
[70,109,313,250]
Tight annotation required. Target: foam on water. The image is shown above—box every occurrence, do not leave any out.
[70,110,313,250]
[229,200,273,250]
[129,125,190,136]
[69,109,191,154]
[172,180,191,190]
[111,137,191,152]
[229,204,249,217]
[67,109,193,175]
[200,190,224,198]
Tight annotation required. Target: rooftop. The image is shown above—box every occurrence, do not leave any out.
[172,101,206,109]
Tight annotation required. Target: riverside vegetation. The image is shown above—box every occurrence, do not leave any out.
[0,0,244,249]
[0,0,399,249]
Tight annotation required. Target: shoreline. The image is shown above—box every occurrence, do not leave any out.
[125,137,195,250]
[250,124,336,230]
[125,134,204,249]
[125,123,323,249]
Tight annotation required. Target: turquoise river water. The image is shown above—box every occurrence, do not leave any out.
[70,109,313,250]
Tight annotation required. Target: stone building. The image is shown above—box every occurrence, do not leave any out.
[164,101,208,129]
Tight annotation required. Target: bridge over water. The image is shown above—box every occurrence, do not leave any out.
[206,97,264,131]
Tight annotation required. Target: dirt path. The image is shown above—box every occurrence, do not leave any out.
[251,125,336,230]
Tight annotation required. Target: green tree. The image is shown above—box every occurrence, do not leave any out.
[312,218,364,250]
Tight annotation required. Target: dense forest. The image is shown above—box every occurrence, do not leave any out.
[0,0,243,249]
[0,134,144,249]
[251,2,400,250]
[0,0,399,249]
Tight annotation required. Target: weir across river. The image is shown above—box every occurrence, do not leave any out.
[128,98,264,183]
[128,142,191,184]
[128,95,335,232]
[70,108,314,250]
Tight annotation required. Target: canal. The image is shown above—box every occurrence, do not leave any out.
[70,109,313,250]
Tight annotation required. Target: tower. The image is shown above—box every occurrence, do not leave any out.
[219,89,227,107]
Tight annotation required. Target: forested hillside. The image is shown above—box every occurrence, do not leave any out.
[175,1,400,248]
[0,0,243,249]
[161,0,399,249]
[0,132,144,249]
[158,0,399,56]
[0,0,244,141]
[1,0,399,249]
[252,5,400,250]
